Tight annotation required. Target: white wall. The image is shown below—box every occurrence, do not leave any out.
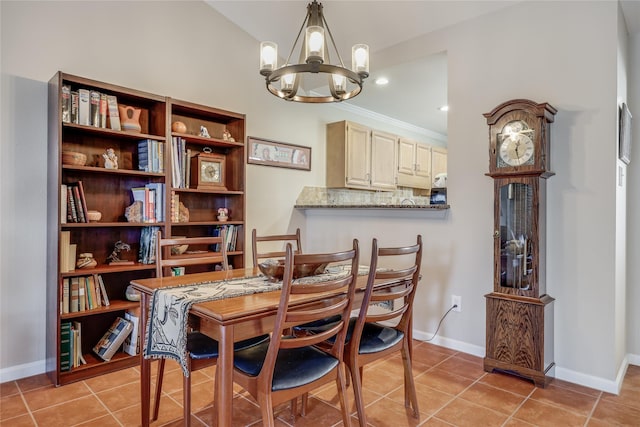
[1,1,637,392]
[627,31,640,361]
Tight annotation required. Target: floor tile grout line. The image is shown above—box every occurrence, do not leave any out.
[500,384,537,426]
[582,390,603,427]
[81,379,126,427]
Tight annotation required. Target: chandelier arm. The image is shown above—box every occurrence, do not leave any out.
[321,14,346,68]
[284,10,311,66]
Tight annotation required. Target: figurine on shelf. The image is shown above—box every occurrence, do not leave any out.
[200,125,211,138]
[223,128,235,142]
[107,240,133,265]
[102,148,118,169]
[217,207,229,222]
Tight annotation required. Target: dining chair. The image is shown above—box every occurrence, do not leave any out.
[152,230,268,425]
[345,235,423,426]
[251,227,302,267]
[232,240,360,427]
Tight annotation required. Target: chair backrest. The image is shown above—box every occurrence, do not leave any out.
[260,240,359,382]
[155,229,228,277]
[251,228,302,267]
[351,235,423,348]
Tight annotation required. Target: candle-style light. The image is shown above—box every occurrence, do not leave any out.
[259,1,369,103]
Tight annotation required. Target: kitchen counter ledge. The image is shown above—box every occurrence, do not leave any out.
[294,204,450,210]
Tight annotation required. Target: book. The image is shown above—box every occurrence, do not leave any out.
[76,181,89,223]
[123,310,140,356]
[67,185,78,222]
[99,93,108,128]
[92,274,101,307]
[61,85,71,123]
[96,274,110,306]
[78,88,90,126]
[78,278,86,311]
[62,278,70,314]
[68,244,77,272]
[106,95,121,130]
[70,91,79,124]
[60,184,67,224]
[60,322,72,372]
[93,317,133,361]
[90,90,101,127]
[72,321,87,366]
[60,230,71,273]
[70,277,80,312]
[84,276,94,309]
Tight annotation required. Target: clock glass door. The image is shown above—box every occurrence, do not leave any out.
[498,182,533,290]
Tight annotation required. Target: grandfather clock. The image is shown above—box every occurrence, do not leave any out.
[483,99,557,387]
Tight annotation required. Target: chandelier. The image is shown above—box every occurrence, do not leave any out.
[259,0,369,103]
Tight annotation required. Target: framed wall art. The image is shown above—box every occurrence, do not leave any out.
[619,102,632,164]
[247,136,311,171]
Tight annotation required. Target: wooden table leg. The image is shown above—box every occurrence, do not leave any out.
[140,292,151,427]
[216,325,234,427]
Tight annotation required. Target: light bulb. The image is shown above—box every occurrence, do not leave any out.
[352,44,369,75]
[332,74,346,94]
[309,31,323,53]
[305,26,325,62]
[260,42,277,74]
[281,74,295,93]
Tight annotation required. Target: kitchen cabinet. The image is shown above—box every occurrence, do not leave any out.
[397,137,432,189]
[326,121,397,191]
[431,146,448,187]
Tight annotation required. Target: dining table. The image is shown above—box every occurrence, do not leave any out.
[130,266,409,427]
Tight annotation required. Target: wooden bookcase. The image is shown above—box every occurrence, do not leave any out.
[46,72,246,385]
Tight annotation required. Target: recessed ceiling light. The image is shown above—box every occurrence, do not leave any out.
[375,77,389,85]
[439,105,449,111]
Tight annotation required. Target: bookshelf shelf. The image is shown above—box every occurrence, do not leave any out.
[60,300,139,320]
[47,72,246,386]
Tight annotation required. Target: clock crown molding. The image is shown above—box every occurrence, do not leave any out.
[483,99,557,125]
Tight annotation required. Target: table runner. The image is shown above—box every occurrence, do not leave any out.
[144,264,368,376]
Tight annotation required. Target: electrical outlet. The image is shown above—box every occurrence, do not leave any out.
[452,295,462,312]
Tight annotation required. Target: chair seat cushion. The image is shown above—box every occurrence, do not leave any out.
[357,321,404,354]
[292,315,342,334]
[187,332,269,360]
[233,339,339,391]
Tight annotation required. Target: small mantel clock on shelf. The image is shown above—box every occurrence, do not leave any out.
[191,148,227,191]
[483,99,557,387]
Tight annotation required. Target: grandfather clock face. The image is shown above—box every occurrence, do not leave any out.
[497,120,536,168]
[498,182,534,290]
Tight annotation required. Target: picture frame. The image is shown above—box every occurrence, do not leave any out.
[247,136,311,171]
[619,102,632,164]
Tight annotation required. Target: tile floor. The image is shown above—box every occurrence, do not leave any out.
[1,342,639,426]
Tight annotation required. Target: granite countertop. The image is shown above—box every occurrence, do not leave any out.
[294,204,449,210]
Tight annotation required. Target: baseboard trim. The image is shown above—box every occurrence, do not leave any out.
[0,359,46,383]
[414,329,640,395]
[413,330,485,358]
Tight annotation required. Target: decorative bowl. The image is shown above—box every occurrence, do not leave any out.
[62,151,87,166]
[258,259,327,282]
[86,210,102,222]
[172,121,187,133]
[170,237,189,255]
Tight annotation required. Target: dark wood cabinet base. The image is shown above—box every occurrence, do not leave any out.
[484,292,554,387]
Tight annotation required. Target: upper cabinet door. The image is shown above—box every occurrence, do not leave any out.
[370,130,397,190]
[345,122,372,188]
[415,143,432,179]
[397,138,416,175]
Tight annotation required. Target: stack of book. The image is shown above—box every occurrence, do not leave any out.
[138,226,160,265]
[62,181,88,223]
[213,225,240,252]
[61,84,120,131]
[131,184,165,223]
[93,317,133,362]
[170,137,191,188]
[61,274,110,314]
[138,139,164,173]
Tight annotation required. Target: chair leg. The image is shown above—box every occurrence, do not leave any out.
[152,359,165,421]
[350,363,367,427]
[258,393,276,427]
[183,364,192,427]
[336,363,352,427]
[290,396,298,418]
[402,341,419,418]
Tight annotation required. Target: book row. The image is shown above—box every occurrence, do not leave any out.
[138,139,164,173]
[212,224,240,252]
[62,182,89,224]
[171,137,191,189]
[61,274,110,314]
[131,184,166,223]
[61,310,140,371]
[61,85,121,131]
